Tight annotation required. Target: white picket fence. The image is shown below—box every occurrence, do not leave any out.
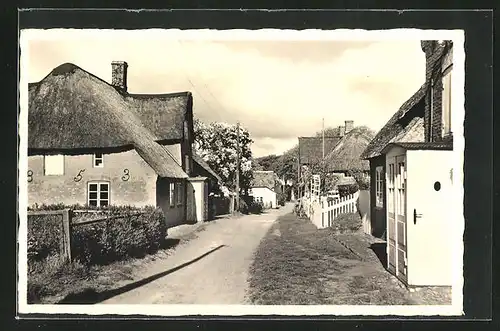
[302,191,360,229]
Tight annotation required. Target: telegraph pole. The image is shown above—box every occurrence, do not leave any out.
[235,121,240,213]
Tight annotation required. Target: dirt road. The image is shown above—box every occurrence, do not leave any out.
[101,204,293,304]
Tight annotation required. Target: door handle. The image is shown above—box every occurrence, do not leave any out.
[413,209,423,224]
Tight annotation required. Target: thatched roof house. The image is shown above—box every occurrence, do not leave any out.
[298,137,341,166]
[360,84,427,160]
[324,126,376,172]
[27,62,195,179]
[251,170,279,191]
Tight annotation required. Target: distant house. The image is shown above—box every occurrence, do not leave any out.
[324,126,375,175]
[298,120,354,196]
[27,61,220,227]
[249,170,279,209]
[361,40,454,287]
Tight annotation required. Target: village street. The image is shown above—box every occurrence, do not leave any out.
[100,204,294,304]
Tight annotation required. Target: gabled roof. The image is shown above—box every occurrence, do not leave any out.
[324,126,375,171]
[360,83,427,160]
[192,153,222,183]
[298,136,341,165]
[27,63,189,179]
[251,170,278,191]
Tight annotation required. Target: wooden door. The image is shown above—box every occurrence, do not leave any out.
[386,154,408,282]
[203,180,209,220]
[395,155,408,281]
[387,157,397,275]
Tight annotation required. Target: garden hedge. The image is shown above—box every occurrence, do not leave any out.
[27,204,167,266]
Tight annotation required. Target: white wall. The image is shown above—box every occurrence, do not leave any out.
[250,187,277,209]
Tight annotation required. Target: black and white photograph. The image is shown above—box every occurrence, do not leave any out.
[18,27,465,316]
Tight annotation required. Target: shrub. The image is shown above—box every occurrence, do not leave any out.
[330,212,362,233]
[348,170,371,190]
[337,183,359,197]
[277,193,286,206]
[27,214,64,262]
[248,201,264,214]
[71,206,166,265]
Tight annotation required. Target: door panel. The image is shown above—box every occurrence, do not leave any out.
[395,156,407,281]
[406,151,453,286]
[387,159,397,271]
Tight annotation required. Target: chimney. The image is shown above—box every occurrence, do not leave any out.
[111,61,128,93]
[345,120,354,134]
[338,125,345,137]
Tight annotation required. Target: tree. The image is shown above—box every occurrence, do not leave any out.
[194,119,254,196]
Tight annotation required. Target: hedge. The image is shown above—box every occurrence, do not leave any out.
[27,205,167,267]
[337,183,360,197]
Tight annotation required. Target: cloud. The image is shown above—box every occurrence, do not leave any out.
[26,34,425,158]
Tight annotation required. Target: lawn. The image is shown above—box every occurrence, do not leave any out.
[247,212,452,305]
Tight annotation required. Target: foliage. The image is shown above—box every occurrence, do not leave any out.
[337,183,360,197]
[27,205,167,266]
[329,213,362,233]
[248,201,264,214]
[348,170,371,190]
[194,119,254,195]
[71,206,166,265]
[277,192,286,206]
[28,214,64,261]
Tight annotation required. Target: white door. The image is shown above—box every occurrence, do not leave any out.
[386,154,408,283]
[406,151,453,286]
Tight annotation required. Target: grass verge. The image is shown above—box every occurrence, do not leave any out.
[247,212,450,305]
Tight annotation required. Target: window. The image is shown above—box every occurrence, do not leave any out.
[375,166,384,208]
[169,182,175,207]
[176,182,183,206]
[442,68,452,136]
[44,155,64,175]
[93,153,104,167]
[88,182,109,207]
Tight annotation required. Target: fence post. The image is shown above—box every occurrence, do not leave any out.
[61,208,72,262]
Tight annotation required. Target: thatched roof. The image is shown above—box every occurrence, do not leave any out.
[298,136,341,165]
[360,83,427,160]
[28,63,189,179]
[251,170,278,191]
[28,63,192,151]
[325,126,376,171]
[192,153,222,183]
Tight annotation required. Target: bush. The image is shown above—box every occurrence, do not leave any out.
[28,214,64,262]
[348,170,370,190]
[277,192,286,206]
[337,183,359,197]
[330,212,362,233]
[71,206,166,265]
[248,201,264,214]
[27,205,167,266]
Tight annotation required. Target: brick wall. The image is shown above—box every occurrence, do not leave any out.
[421,40,454,143]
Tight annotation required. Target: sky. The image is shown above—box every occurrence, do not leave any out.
[26,32,426,158]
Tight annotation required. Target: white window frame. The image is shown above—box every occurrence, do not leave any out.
[441,66,452,137]
[176,181,183,206]
[169,182,176,208]
[43,154,65,176]
[93,153,104,168]
[375,166,384,208]
[87,181,110,207]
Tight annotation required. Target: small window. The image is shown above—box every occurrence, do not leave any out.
[169,182,175,207]
[176,182,183,206]
[88,182,109,207]
[375,166,384,208]
[93,153,104,168]
[44,155,64,175]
